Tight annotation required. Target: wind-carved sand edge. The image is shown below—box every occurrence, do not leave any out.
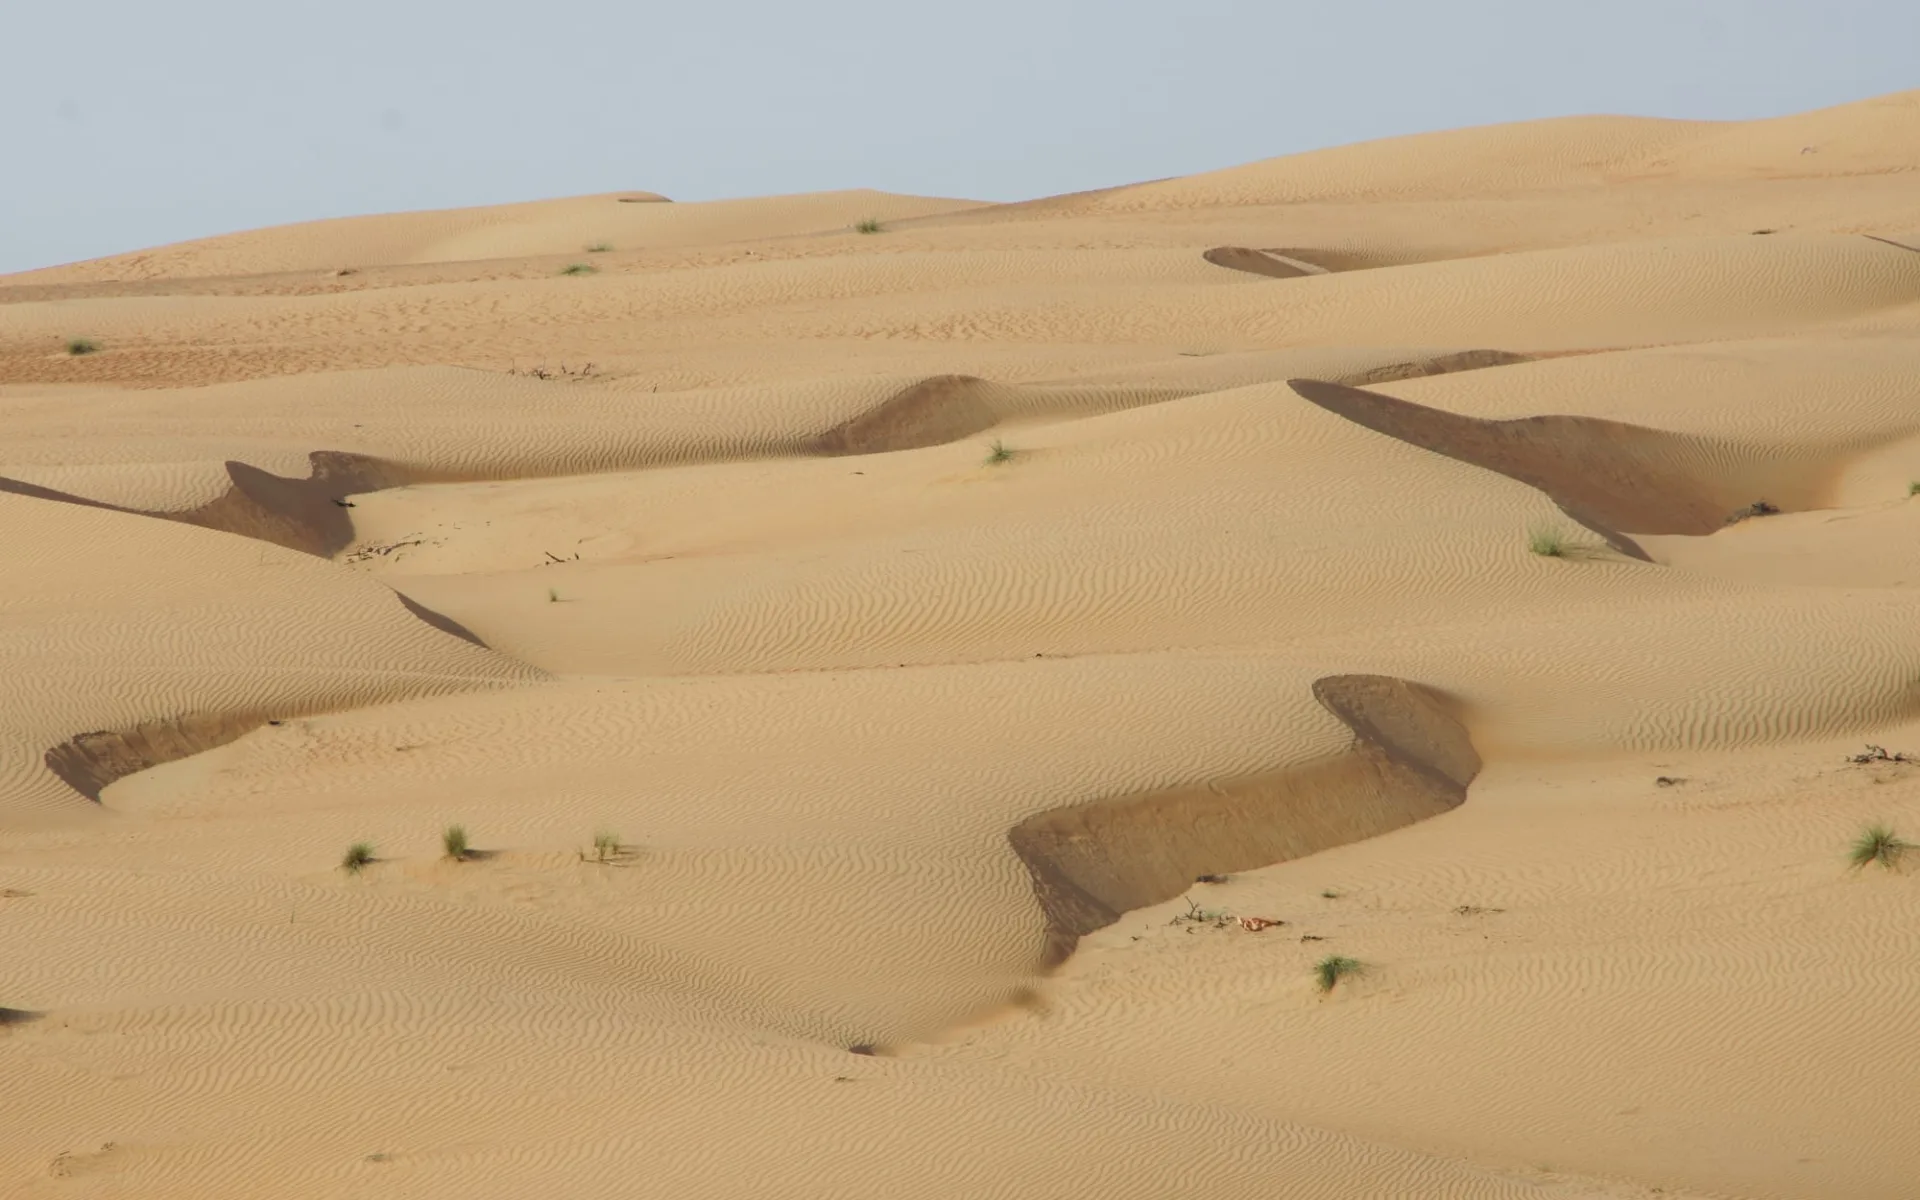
[0,452,421,558]
[809,375,1005,456]
[1202,246,1332,278]
[1287,377,1840,558]
[46,712,293,803]
[1008,675,1480,962]
[811,357,1538,458]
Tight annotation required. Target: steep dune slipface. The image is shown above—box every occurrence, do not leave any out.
[6,94,1920,1200]
[3,451,416,556]
[1201,246,1332,277]
[1287,377,1813,553]
[1011,675,1478,956]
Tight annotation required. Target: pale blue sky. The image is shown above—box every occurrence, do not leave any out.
[5,0,1914,274]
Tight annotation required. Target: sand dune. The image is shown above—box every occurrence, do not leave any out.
[6,93,1920,1200]
[5,189,987,285]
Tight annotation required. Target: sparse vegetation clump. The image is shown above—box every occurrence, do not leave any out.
[591,829,621,863]
[442,824,471,861]
[66,338,99,356]
[585,242,613,253]
[559,263,597,276]
[1850,824,1911,871]
[1908,481,1920,497]
[341,842,376,874]
[1527,526,1567,557]
[1315,955,1363,992]
[854,218,883,234]
[984,439,1016,466]
[1170,898,1234,929]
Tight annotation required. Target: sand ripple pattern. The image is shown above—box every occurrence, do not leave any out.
[9,93,1920,1199]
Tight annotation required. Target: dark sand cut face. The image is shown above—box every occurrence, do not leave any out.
[0,451,419,558]
[1008,675,1480,961]
[809,375,1003,456]
[45,712,283,802]
[1287,378,1838,559]
[1203,246,1417,278]
[1202,247,1330,279]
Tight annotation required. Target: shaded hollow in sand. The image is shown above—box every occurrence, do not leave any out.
[1008,675,1480,961]
[1287,378,1837,557]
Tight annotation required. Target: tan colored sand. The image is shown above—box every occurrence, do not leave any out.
[6,91,1920,1199]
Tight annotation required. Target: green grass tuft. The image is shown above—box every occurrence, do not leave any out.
[1527,526,1567,557]
[66,338,100,356]
[592,829,621,863]
[548,587,560,603]
[559,263,597,276]
[1849,823,1911,871]
[585,242,613,253]
[442,824,471,861]
[854,218,883,234]
[984,439,1016,466]
[1315,955,1363,992]
[1909,481,1920,497]
[340,842,376,873]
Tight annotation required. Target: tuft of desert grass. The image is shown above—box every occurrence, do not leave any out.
[559,263,597,276]
[984,439,1016,466]
[1527,526,1566,557]
[1909,481,1920,497]
[1315,955,1363,992]
[66,338,100,356]
[442,824,471,861]
[341,842,376,873]
[854,218,883,234]
[1849,824,1911,871]
[585,242,613,253]
[592,830,621,863]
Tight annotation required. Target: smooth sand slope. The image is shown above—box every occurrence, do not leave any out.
[5,90,1920,1199]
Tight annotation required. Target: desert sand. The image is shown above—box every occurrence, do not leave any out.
[5,90,1920,1199]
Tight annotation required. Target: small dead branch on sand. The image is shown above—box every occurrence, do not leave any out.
[1168,899,1284,933]
[1848,745,1916,765]
[342,539,424,565]
[1724,500,1780,524]
[510,362,598,381]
